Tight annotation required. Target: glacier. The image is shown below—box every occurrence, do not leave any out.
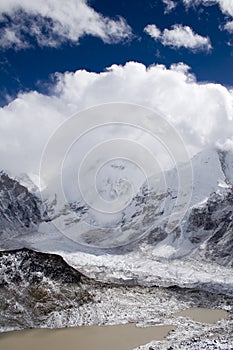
[1,146,233,296]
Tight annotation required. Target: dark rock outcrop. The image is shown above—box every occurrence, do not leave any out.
[0,172,42,232]
[187,189,233,267]
[0,248,93,330]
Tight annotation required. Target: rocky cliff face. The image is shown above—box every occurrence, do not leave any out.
[0,172,42,232]
[191,190,233,267]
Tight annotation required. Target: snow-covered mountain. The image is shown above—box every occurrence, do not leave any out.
[36,147,233,252]
[0,146,233,294]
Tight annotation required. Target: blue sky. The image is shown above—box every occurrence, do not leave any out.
[0,0,233,106]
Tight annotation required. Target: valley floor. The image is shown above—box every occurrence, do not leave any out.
[0,249,233,349]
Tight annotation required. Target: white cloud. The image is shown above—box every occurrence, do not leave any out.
[0,61,233,179]
[224,20,233,33]
[217,0,233,17]
[0,0,132,49]
[162,0,177,13]
[0,27,28,50]
[144,24,161,39]
[162,25,212,50]
[144,24,212,51]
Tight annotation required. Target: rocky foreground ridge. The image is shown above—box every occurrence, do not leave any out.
[0,248,233,350]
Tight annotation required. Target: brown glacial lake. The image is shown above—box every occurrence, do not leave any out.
[174,307,228,324]
[0,323,175,350]
[0,308,228,350]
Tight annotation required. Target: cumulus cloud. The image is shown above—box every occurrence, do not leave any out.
[0,61,233,179]
[162,25,212,50]
[0,0,132,49]
[144,24,161,39]
[144,24,212,51]
[162,0,177,13]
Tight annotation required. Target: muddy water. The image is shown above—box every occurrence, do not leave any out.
[0,323,175,350]
[0,308,228,350]
[174,307,228,324]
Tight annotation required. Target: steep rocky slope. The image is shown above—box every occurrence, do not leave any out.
[0,248,92,331]
[188,190,233,267]
[0,172,42,249]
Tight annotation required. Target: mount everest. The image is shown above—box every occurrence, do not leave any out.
[0,146,233,295]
